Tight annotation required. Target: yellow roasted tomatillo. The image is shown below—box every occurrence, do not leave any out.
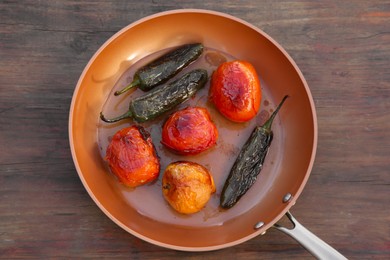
[162,161,215,214]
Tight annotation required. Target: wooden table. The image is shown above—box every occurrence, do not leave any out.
[1,1,389,259]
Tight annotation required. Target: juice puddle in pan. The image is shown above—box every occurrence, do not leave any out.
[97,46,283,227]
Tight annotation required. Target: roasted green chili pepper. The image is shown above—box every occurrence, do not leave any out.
[100,69,208,123]
[114,43,204,96]
[220,95,289,209]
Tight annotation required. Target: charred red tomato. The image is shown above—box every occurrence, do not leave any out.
[161,107,218,155]
[105,125,160,187]
[209,60,261,122]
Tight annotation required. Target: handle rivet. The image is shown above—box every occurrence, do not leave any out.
[283,193,293,203]
[254,221,265,230]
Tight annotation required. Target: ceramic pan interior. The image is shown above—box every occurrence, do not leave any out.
[69,9,317,251]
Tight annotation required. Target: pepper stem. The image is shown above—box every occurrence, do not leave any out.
[262,95,289,132]
[100,110,133,123]
[114,77,141,96]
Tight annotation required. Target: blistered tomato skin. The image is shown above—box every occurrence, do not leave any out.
[161,107,218,155]
[210,60,261,122]
[162,161,216,214]
[105,126,160,187]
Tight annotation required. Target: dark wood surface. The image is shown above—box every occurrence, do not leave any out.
[1,1,389,259]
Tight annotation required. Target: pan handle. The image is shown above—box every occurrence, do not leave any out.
[273,211,347,260]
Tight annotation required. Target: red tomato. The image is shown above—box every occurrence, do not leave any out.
[161,107,218,155]
[209,60,261,122]
[105,125,160,187]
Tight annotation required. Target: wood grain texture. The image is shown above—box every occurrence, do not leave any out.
[1,1,389,259]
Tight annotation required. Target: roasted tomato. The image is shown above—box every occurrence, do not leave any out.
[209,60,261,122]
[162,161,216,214]
[105,125,160,187]
[161,107,218,155]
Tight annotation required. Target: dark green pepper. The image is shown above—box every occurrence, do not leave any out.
[100,69,208,123]
[114,43,204,96]
[220,95,289,209]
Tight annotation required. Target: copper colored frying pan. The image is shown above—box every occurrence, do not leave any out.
[69,9,346,259]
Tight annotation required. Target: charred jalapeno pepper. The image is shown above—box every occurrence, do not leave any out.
[114,43,204,96]
[220,95,289,209]
[100,69,208,123]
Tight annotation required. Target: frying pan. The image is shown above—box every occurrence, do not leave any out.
[69,9,346,259]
